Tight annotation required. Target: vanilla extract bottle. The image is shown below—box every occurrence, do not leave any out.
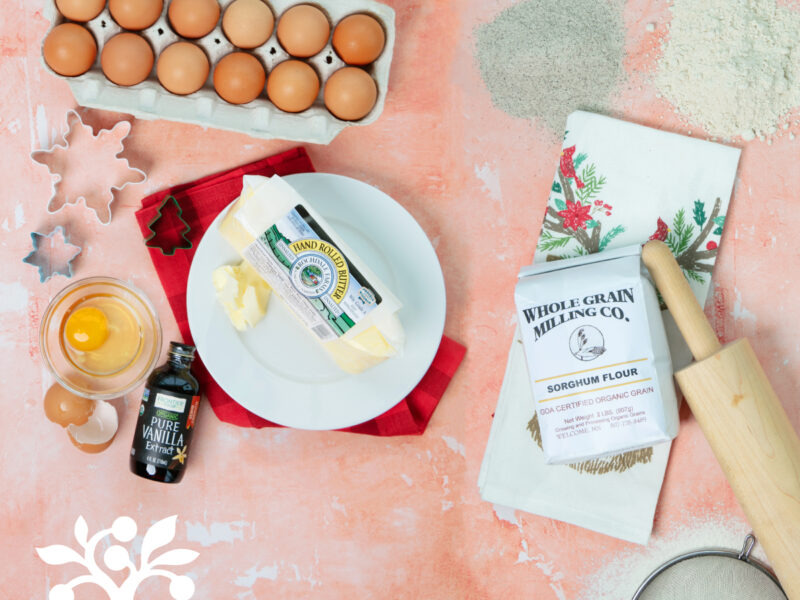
[130,342,201,484]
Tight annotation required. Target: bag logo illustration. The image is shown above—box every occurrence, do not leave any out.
[288,238,350,302]
[291,253,335,298]
[569,326,606,361]
[36,515,198,600]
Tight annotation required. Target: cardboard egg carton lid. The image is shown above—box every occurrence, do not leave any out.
[42,0,395,144]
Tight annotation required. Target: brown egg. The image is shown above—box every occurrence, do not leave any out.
[44,383,94,427]
[267,60,319,112]
[223,0,274,49]
[109,0,163,30]
[333,14,385,65]
[55,0,106,22]
[213,52,265,104]
[157,41,209,94]
[277,4,330,58]
[324,66,377,121]
[168,0,221,38]
[43,23,97,77]
[101,32,154,85]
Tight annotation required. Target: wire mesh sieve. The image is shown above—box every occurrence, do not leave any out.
[632,535,786,599]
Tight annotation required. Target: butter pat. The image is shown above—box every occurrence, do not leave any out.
[212,261,271,331]
[220,175,404,373]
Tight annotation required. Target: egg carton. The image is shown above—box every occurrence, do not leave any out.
[42,0,395,144]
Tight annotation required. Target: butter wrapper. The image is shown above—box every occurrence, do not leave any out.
[514,245,678,464]
[220,175,404,374]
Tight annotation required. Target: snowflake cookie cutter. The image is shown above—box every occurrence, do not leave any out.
[144,195,193,256]
[31,110,146,225]
[22,226,82,283]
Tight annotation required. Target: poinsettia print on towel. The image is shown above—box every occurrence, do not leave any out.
[538,146,726,286]
[538,145,625,259]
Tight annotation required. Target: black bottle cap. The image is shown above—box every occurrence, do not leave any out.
[168,342,196,359]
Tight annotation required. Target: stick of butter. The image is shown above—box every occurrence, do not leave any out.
[212,261,272,331]
[219,175,405,374]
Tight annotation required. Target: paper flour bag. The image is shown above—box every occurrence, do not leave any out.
[514,244,678,464]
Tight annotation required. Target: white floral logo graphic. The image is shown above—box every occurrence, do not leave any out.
[36,515,198,600]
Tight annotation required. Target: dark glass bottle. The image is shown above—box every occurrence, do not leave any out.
[130,342,201,484]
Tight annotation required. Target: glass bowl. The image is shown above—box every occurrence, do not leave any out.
[40,277,162,400]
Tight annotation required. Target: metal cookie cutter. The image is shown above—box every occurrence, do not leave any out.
[22,226,82,283]
[144,195,193,256]
[31,110,146,225]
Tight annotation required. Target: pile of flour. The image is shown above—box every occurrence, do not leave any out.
[655,0,800,140]
[474,0,624,134]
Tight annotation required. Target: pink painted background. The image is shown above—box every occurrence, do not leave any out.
[2,0,799,598]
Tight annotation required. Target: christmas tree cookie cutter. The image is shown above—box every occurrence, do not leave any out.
[31,110,146,225]
[22,226,82,283]
[144,195,193,256]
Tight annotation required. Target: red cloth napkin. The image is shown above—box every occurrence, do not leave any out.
[135,148,465,435]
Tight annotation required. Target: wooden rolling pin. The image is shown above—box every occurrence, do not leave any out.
[642,240,800,599]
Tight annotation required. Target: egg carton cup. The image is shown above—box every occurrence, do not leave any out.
[42,0,395,144]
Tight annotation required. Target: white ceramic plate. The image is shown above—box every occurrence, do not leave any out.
[187,173,446,430]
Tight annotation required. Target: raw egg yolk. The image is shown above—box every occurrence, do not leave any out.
[65,307,109,351]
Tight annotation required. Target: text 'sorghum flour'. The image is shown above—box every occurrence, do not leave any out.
[515,245,678,464]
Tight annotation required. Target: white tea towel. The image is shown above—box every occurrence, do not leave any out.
[479,111,741,544]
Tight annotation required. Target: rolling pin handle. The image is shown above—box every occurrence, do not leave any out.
[641,240,722,361]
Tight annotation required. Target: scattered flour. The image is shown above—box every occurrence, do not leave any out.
[655,0,800,140]
[474,0,625,133]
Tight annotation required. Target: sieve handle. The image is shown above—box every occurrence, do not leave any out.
[738,534,756,560]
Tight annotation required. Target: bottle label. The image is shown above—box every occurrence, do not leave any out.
[242,204,382,342]
[131,386,201,471]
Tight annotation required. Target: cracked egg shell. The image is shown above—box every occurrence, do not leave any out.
[66,399,118,453]
[44,383,94,427]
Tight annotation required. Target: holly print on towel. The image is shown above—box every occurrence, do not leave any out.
[539,146,624,259]
[649,198,725,284]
